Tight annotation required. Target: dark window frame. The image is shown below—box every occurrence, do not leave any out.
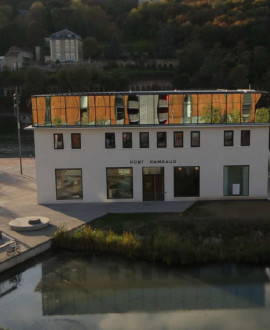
[241,130,250,146]
[54,133,64,149]
[105,133,115,149]
[55,168,83,200]
[157,132,167,148]
[174,131,184,148]
[140,132,149,148]
[106,167,133,199]
[191,131,200,147]
[224,130,234,146]
[174,166,200,197]
[123,132,132,148]
[71,133,81,149]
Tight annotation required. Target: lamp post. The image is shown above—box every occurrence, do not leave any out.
[13,87,22,175]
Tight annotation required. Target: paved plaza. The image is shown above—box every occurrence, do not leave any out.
[0,158,193,265]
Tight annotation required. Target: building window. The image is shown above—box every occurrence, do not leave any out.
[54,134,64,149]
[157,132,166,148]
[106,168,133,199]
[56,53,61,60]
[224,130,234,146]
[55,169,83,200]
[71,133,81,149]
[224,166,249,196]
[174,166,200,197]
[140,132,149,148]
[191,131,200,147]
[174,131,183,147]
[241,130,250,146]
[123,132,132,148]
[105,133,115,148]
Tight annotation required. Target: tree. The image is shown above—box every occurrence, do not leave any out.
[105,34,123,59]
[83,37,102,60]
[228,64,250,89]
[28,2,47,28]
[24,67,48,94]
[156,24,175,58]
[26,21,46,49]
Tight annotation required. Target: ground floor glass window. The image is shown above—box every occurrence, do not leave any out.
[224,166,249,196]
[55,169,83,200]
[174,166,200,197]
[107,168,133,199]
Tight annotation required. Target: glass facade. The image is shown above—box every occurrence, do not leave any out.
[223,166,249,196]
[106,168,133,199]
[31,91,269,127]
[174,166,200,197]
[55,169,83,200]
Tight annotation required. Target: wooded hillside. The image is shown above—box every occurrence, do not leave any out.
[0,0,270,93]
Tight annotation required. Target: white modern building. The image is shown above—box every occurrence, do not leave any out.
[30,90,270,204]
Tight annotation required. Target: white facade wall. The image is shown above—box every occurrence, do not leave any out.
[34,125,269,204]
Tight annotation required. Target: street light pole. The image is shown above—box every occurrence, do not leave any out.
[14,86,22,175]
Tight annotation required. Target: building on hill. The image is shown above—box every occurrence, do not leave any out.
[29,89,270,203]
[49,29,83,63]
[3,46,33,71]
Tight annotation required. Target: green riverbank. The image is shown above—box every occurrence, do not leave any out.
[53,201,270,266]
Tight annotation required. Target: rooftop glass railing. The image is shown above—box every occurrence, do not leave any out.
[31,91,270,127]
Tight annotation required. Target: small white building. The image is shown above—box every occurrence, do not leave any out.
[30,90,270,204]
[3,46,33,71]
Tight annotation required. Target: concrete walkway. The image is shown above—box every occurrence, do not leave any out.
[0,158,193,272]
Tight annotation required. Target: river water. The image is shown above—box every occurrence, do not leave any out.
[0,128,35,158]
[0,252,270,330]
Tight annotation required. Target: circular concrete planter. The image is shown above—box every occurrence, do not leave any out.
[9,216,50,232]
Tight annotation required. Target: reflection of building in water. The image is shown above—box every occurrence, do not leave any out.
[37,256,267,315]
[0,274,21,298]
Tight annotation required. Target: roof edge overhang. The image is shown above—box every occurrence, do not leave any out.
[32,89,269,97]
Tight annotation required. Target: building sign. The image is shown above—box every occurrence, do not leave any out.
[130,160,176,164]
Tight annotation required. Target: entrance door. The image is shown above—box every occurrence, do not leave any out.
[143,167,164,201]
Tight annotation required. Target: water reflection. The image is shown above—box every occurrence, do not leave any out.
[36,254,267,316]
[0,274,21,298]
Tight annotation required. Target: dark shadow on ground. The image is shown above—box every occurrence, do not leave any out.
[0,172,35,192]
[42,201,194,225]
[0,207,19,220]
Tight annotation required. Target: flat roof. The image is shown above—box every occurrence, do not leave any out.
[32,89,268,97]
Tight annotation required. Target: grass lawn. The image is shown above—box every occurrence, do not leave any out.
[54,201,270,265]
[90,200,270,239]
